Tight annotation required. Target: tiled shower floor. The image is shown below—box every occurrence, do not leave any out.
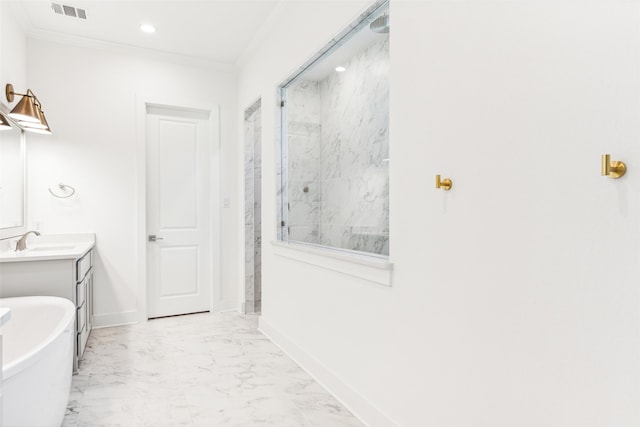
[62,312,362,427]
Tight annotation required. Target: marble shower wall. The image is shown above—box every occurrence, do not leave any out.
[286,81,322,244]
[318,36,389,254]
[244,100,262,313]
[286,35,389,255]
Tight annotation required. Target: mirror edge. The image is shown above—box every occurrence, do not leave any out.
[0,109,27,239]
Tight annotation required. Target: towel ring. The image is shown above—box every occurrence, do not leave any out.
[48,183,76,199]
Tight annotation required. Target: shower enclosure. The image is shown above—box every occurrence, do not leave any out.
[278,1,389,256]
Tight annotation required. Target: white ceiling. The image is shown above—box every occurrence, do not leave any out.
[7,0,281,66]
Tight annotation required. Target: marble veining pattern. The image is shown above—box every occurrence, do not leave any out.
[62,312,363,427]
[286,35,389,255]
[286,82,322,244]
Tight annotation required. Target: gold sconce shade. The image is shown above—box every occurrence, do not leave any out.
[5,83,52,134]
[20,110,52,135]
[8,92,40,123]
[22,126,52,135]
[19,107,47,129]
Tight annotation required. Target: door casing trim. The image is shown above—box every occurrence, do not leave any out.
[135,94,222,322]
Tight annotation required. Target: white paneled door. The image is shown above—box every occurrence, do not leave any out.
[146,105,212,318]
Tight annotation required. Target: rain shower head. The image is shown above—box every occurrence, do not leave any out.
[370,14,389,33]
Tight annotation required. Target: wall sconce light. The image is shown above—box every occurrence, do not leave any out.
[5,84,52,135]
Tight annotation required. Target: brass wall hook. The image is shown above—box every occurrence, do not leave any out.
[601,154,626,179]
[435,174,452,191]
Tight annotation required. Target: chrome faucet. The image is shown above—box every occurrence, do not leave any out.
[15,230,41,251]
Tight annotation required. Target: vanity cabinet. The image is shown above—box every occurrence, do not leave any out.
[75,250,93,361]
[0,246,94,373]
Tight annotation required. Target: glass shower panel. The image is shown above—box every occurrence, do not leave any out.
[282,3,389,256]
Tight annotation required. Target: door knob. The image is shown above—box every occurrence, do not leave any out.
[148,235,163,242]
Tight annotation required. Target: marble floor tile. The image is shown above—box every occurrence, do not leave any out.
[63,312,362,427]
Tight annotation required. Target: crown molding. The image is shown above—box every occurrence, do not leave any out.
[235,0,286,69]
[27,27,237,73]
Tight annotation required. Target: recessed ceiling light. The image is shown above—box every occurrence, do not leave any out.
[140,24,156,34]
[335,66,346,73]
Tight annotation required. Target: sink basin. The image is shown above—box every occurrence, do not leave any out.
[27,245,76,252]
[0,234,95,263]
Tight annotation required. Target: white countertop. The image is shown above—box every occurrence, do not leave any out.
[0,308,10,327]
[0,233,95,263]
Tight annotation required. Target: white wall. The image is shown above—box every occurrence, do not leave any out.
[0,3,27,101]
[26,39,238,326]
[239,1,640,426]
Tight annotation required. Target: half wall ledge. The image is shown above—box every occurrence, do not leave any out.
[271,240,393,287]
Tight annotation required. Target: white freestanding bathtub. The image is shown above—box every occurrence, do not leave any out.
[1,296,75,427]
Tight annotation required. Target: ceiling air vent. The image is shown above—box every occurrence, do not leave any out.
[51,3,87,19]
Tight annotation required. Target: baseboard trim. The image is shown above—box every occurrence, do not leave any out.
[258,316,397,427]
[92,310,139,328]
[213,299,238,313]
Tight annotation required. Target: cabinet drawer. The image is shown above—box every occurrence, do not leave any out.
[76,302,86,334]
[76,251,93,282]
[86,271,93,331]
[77,324,89,360]
[76,275,87,307]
